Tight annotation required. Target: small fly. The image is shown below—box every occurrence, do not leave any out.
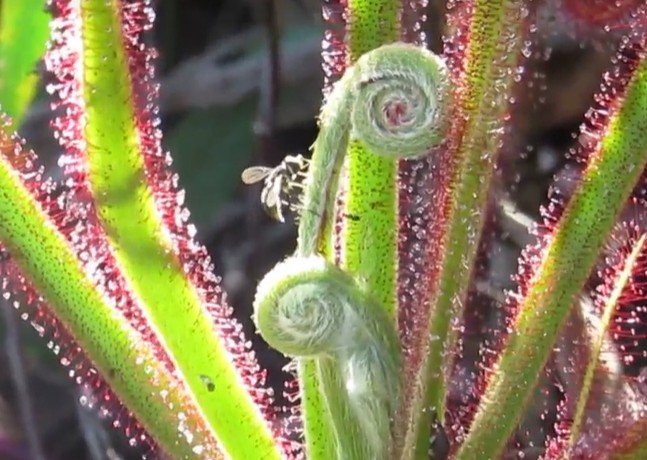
[241,154,309,222]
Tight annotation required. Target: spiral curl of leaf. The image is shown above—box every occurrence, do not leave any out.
[253,255,351,357]
[297,43,452,257]
[254,256,398,358]
[252,43,448,459]
[253,255,401,459]
[338,42,451,159]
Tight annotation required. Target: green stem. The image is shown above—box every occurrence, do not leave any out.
[343,0,400,316]
[296,4,402,455]
[294,43,451,459]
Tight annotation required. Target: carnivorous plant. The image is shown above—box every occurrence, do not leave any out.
[2,0,647,459]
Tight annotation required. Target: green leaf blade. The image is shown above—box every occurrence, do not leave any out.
[0,131,222,459]
[68,2,283,458]
[457,41,647,460]
[394,1,531,457]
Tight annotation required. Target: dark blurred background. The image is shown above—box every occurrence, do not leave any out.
[0,0,628,459]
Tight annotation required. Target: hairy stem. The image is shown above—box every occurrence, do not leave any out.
[258,42,451,459]
[254,255,401,459]
[298,43,451,256]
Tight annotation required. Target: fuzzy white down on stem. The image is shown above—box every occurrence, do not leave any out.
[252,43,451,460]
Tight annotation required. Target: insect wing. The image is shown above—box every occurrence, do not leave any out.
[261,182,279,209]
[262,176,285,222]
[241,166,272,184]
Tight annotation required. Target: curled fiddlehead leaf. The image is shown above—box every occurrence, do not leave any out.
[344,44,451,158]
[253,255,401,459]
[254,255,355,357]
[297,42,451,256]
[252,42,450,459]
[254,255,400,363]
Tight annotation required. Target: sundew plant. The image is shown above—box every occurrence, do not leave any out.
[2,0,647,459]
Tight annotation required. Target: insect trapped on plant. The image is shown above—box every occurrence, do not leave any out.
[241,154,310,222]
